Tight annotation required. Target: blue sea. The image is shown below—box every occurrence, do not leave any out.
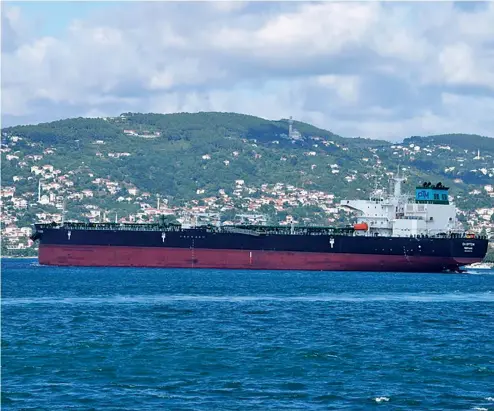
[2,258,494,410]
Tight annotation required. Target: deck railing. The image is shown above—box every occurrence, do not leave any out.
[34,222,354,236]
[33,222,488,240]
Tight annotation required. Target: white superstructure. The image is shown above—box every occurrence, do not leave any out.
[340,173,461,238]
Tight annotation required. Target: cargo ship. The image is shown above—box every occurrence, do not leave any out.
[30,175,488,273]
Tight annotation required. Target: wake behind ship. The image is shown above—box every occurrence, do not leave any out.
[30,177,488,273]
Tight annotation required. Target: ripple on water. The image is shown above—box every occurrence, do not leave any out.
[2,292,494,305]
[2,262,494,410]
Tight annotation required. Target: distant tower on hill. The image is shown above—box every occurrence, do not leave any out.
[287,116,302,141]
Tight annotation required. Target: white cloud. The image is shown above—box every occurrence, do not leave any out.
[316,75,360,104]
[1,1,494,141]
[209,1,248,14]
[438,42,494,89]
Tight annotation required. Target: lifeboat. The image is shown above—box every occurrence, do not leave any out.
[353,222,369,231]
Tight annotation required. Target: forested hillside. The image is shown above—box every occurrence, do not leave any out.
[2,113,494,235]
[2,111,493,255]
[2,112,492,208]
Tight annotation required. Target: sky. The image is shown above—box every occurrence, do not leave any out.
[1,1,494,141]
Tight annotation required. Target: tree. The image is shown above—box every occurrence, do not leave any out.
[158,214,179,226]
[220,209,237,223]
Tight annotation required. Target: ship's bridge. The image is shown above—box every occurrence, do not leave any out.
[340,198,396,235]
[340,199,396,219]
[340,180,460,237]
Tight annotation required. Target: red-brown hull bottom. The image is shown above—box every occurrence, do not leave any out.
[38,245,480,273]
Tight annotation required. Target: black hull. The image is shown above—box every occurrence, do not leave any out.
[32,224,488,272]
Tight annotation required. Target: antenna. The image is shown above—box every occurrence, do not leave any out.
[393,166,406,197]
[369,174,380,201]
[288,116,293,139]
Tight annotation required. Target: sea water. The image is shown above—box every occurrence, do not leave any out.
[2,258,494,410]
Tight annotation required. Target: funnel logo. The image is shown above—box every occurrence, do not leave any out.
[416,190,430,200]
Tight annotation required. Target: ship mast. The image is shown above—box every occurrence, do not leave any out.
[393,166,406,198]
[61,197,66,224]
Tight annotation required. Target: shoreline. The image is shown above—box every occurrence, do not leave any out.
[1,256,38,259]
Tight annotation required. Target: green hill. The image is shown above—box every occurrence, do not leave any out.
[404,133,494,152]
[2,112,493,214]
